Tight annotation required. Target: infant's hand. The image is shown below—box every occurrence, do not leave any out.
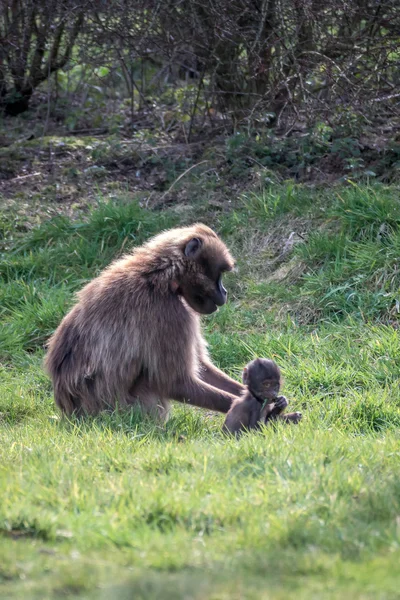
[274,395,288,411]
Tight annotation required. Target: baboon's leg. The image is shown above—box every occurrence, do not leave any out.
[279,412,302,424]
[173,378,237,413]
[223,401,256,434]
[200,361,245,396]
[222,408,249,435]
[128,377,171,421]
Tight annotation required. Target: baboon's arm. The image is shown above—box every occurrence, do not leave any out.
[263,395,288,421]
[200,361,245,396]
[263,396,302,425]
[173,378,238,413]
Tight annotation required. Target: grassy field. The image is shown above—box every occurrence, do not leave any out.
[1,182,400,599]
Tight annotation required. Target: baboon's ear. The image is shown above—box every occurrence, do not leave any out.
[184,237,202,258]
[242,367,249,385]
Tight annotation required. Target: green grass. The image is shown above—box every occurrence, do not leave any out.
[1,183,400,598]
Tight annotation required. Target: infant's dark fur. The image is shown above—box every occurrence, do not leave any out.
[223,358,302,434]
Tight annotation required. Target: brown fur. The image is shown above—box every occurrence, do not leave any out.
[223,358,302,435]
[45,224,245,417]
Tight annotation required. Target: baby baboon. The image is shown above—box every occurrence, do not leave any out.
[223,358,302,435]
[45,224,245,417]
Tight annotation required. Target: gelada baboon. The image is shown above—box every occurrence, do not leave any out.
[223,358,302,435]
[45,224,245,418]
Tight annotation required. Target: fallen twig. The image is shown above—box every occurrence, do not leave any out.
[160,160,209,199]
[8,172,42,183]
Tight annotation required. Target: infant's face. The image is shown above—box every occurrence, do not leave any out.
[243,359,281,400]
[248,377,280,400]
[260,378,280,400]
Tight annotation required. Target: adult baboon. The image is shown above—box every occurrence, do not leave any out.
[45,224,245,417]
[223,358,302,434]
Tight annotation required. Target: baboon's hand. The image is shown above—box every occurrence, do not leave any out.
[274,395,288,411]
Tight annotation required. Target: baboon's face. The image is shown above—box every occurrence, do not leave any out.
[245,374,280,400]
[180,237,232,315]
[259,378,281,400]
[243,359,281,400]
